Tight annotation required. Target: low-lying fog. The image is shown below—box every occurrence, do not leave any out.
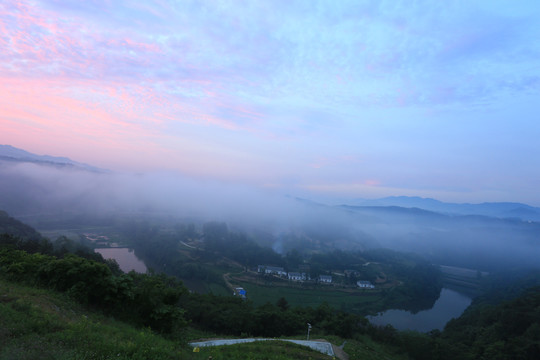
[1,160,539,272]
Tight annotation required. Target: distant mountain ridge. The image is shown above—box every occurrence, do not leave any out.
[346,196,540,222]
[0,144,105,172]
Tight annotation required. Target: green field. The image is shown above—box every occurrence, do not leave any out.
[207,282,231,296]
[236,280,384,314]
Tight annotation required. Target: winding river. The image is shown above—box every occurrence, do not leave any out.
[367,288,472,332]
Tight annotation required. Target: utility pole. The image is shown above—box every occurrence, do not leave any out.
[307,323,312,340]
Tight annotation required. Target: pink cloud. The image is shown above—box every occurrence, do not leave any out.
[1,0,274,140]
[0,0,305,177]
[0,72,271,175]
[364,179,381,186]
[1,0,163,82]
[0,76,164,161]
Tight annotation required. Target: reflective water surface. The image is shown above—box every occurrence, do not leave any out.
[95,247,147,273]
[368,288,472,332]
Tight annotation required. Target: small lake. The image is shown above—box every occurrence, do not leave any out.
[367,288,472,332]
[95,248,147,273]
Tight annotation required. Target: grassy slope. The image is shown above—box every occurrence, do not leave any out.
[5,278,408,360]
[0,279,186,360]
[324,335,411,360]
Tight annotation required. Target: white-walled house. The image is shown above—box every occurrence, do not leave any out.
[288,272,304,281]
[357,280,375,289]
[257,265,287,276]
[319,275,332,283]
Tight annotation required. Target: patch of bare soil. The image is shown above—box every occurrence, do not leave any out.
[332,345,349,360]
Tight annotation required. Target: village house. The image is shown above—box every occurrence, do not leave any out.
[257,265,287,277]
[357,280,375,289]
[319,275,332,283]
[288,272,304,281]
[344,269,359,277]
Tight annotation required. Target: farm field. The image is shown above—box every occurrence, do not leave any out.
[235,280,383,313]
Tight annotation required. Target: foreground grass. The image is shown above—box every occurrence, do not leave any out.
[295,335,411,360]
[0,279,341,360]
[0,279,186,360]
[341,336,410,360]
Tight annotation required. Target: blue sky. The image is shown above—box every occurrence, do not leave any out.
[1,0,540,204]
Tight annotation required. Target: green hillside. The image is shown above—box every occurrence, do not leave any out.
[1,278,351,360]
[0,278,185,359]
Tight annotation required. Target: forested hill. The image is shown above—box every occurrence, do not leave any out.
[440,286,540,359]
[397,285,540,360]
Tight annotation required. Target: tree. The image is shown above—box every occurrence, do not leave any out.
[276,297,290,311]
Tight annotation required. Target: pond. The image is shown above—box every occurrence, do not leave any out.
[95,247,147,273]
[367,288,472,332]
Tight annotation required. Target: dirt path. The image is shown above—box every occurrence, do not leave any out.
[222,272,236,293]
[332,341,349,360]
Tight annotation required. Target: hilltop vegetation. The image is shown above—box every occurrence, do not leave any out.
[441,286,540,359]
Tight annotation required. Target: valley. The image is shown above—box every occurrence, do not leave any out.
[48,219,443,316]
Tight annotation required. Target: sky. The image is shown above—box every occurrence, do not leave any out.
[1,0,540,205]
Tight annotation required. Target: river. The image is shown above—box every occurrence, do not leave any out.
[95,247,147,273]
[367,288,472,332]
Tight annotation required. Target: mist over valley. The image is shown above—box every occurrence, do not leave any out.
[2,145,539,274]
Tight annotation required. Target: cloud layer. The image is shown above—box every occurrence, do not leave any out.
[1,0,540,204]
